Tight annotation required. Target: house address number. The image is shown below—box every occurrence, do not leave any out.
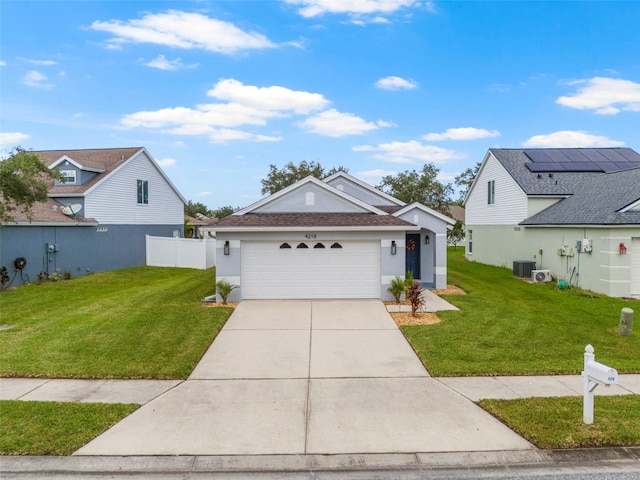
[305,234,317,239]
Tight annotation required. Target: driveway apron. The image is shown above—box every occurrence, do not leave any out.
[76,300,532,455]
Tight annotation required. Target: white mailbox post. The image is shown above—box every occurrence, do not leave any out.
[582,344,618,424]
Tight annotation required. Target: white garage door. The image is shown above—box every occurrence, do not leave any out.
[631,238,640,298]
[241,240,380,299]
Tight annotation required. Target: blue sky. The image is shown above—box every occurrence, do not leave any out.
[2,1,639,209]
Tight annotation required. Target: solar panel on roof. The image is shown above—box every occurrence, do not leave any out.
[563,162,602,172]
[524,150,553,162]
[612,162,639,171]
[580,149,608,163]
[523,148,640,174]
[561,149,589,163]
[594,162,617,173]
[616,149,640,162]
[526,163,566,172]
[545,150,571,163]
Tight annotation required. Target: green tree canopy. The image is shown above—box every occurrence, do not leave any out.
[260,161,348,195]
[454,161,481,204]
[184,200,212,218]
[210,205,235,219]
[0,147,62,224]
[377,163,454,215]
[447,220,465,248]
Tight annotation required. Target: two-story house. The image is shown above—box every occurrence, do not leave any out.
[464,148,640,298]
[0,147,185,285]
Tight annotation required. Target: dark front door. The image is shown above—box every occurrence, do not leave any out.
[405,233,421,279]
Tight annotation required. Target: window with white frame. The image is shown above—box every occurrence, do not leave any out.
[60,170,76,184]
[137,180,149,205]
[468,229,473,254]
[487,180,495,204]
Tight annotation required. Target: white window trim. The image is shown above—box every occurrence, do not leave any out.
[60,169,76,184]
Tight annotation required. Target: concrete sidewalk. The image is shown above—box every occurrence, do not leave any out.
[2,374,639,404]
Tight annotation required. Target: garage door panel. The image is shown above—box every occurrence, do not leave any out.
[241,241,380,299]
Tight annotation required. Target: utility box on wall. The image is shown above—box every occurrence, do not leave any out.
[513,260,536,278]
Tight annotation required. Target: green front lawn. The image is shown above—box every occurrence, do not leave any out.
[402,248,639,376]
[0,400,138,455]
[479,396,640,449]
[0,267,231,379]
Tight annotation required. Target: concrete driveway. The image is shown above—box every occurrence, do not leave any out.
[76,300,532,456]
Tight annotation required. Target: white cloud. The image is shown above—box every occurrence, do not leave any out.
[356,168,397,177]
[207,78,329,114]
[145,54,198,70]
[23,70,52,89]
[157,157,177,168]
[0,61,6,67]
[423,127,500,141]
[556,77,640,115]
[90,10,276,54]
[121,103,279,130]
[299,109,388,136]
[24,59,58,66]
[523,130,625,148]
[285,0,418,17]
[354,140,464,163]
[0,132,30,149]
[375,75,418,90]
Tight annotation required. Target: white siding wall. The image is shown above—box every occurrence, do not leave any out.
[466,154,528,226]
[85,151,183,225]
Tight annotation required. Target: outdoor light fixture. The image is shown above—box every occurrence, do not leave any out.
[391,240,397,255]
[224,240,230,256]
[425,235,430,244]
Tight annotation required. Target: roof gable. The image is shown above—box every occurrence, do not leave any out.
[39,147,186,204]
[393,202,455,226]
[323,172,405,207]
[234,176,387,216]
[48,155,105,173]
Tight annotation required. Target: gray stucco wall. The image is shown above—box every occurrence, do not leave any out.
[0,224,183,286]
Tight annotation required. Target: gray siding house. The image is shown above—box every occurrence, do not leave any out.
[214,172,454,301]
[0,147,186,285]
[464,148,640,298]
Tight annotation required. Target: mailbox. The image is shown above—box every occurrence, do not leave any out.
[582,344,618,424]
[584,360,618,386]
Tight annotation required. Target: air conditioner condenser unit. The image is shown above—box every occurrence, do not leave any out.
[531,269,552,283]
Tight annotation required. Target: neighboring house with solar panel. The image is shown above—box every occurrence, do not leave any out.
[0,147,186,286]
[464,148,640,298]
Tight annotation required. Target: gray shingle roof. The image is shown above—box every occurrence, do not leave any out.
[490,149,597,195]
[521,167,640,226]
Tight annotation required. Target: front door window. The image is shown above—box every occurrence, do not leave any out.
[405,233,421,279]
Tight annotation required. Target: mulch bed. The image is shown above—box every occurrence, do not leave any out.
[386,284,466,325]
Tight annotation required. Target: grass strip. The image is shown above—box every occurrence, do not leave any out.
[479,395,640,449]
[402,248,639,376]
[0,267,232,379]
[0,400,138,455]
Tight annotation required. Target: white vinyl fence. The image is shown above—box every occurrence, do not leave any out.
[146,235,216,270]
